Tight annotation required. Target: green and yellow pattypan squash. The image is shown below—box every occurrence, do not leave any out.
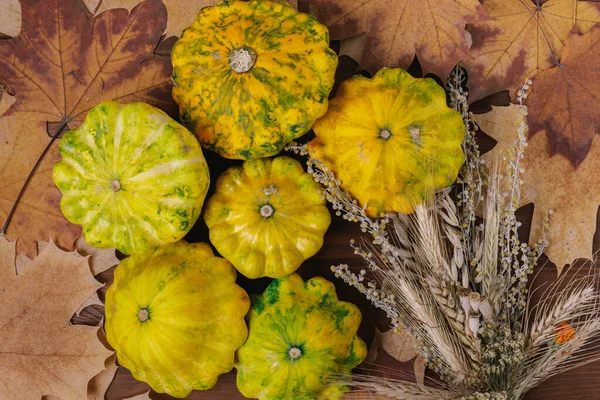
[309,68,466,217]
[105,241,250,398]
[203,156,330,279]
[171,0,338,160]
[53,101,210,255]
[236,273,367,399]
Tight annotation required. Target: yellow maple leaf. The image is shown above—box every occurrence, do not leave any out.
[476,105,600,274]
[0,235,113,399]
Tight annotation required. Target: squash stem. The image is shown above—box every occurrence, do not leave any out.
[110,179,121,192]
[260,204,275,218]
[229,46,257,73]
[288,346,302,360]
[138,308,149,322]
[379,128,392,140]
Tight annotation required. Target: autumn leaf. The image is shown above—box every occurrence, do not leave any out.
[122,392,153,400]
[16,236,119,316]
[377,328,425,386]
[72,236,119,275]
[0,0,175,258]
[345,328,427,399]
[0,0,20,37]
[477,105,600,273]
[527,25,600,167]
[376,328,419,362]
[310,0,489,79]
[87,354,119,400]
[364,328,426,386]
[44,354,118,400]
[464,0,600,101]
[0,235,113,399]
[71,236,119,312]
[83,0,220,37]
[83,0,298,38]
[338,32,368,65]
[17,236,118,276]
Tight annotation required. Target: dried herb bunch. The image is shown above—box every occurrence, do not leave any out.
[287,67,600,400]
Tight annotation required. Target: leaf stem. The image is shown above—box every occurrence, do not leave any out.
[0,118,69,235]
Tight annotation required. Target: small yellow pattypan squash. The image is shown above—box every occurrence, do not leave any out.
[236,273,367,399]
[309,68,466,217]
[171,0,338,160]
[203,156,331,278]
[105,241,250,398]
[53,101,210,255]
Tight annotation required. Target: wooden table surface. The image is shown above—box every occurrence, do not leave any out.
[91,139,600,399]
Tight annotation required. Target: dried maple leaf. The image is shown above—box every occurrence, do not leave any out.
[344,327,427,399]
[0,235,113,399]
[86,353,118,400]
[71,236,119,312]
[0,0,175,258]
[310,0,489,79]
[44,354,118,400]
[376,328,419,362]
[122,392,153,400]
[366,328,426,387]
[464,0,600,101]
[16,236,119,315]
[17,237,118,276]
[527,25,600,167]
[73,236,119,276]
[83,0,219,37]
[0,0,20,37]
[83,0,298,38]
[476,105,600,274]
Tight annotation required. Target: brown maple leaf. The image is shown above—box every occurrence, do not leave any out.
[84,0,220,38]
[17,236,119,276]
[464,0,600,102]
[310,0,489,79]
[0,0,20,37]
[0,0,175,258]
[83,0,298,38]
[0,235,113,399]
[44,354,118,400]
[122,392,153,400]
[86,353,118,400]
[16,236,119,317]
[476,105,600,274]
[527,25,600,167]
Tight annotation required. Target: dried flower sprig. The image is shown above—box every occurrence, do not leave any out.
[287,66,600,399]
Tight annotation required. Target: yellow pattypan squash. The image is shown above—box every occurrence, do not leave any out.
[171,0,338,160]
[309,68,466,217]
[236,273,367,399]
[105,241,250,398]
[203,156,331,278]
[53,101,210,255]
